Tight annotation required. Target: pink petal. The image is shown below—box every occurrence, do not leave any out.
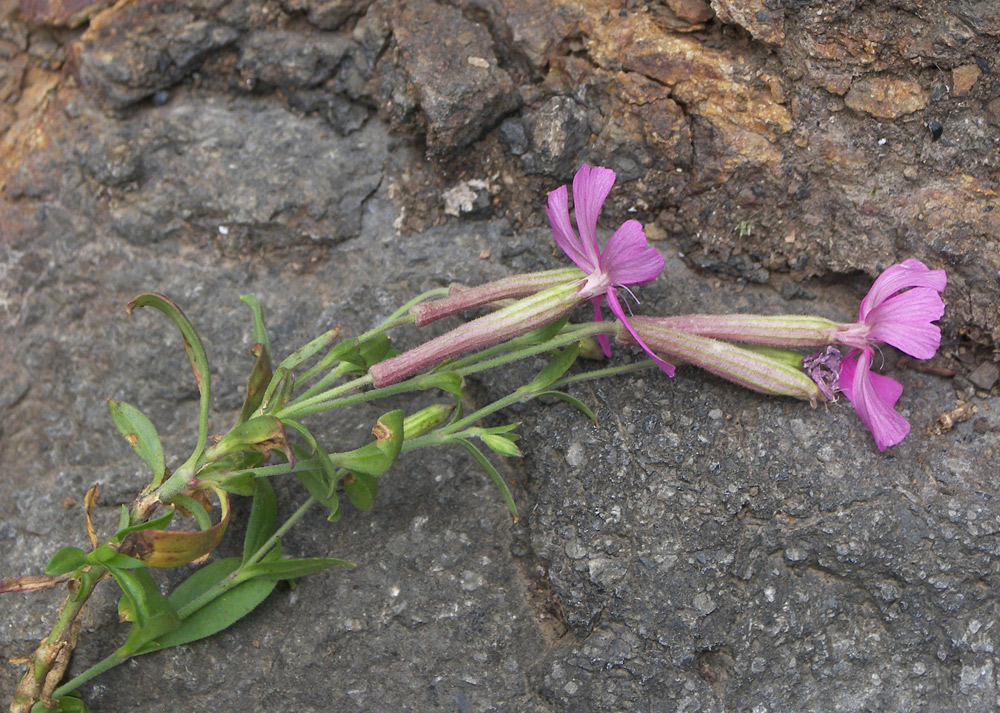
[571,164,616,269]
[606,289,675,377]
[859,259,947,321]
[865,287,945,359]
[546,185,594,272]
[590,296,612,358]
[839,348,909,451]
[601,220,664,287]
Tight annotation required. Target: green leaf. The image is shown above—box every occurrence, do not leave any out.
[532,391,597,426]
[168,493,211,531]
[243,479,277,565]
[127,293,211,464]
[413,371,465,396]
[356,334,393,369]
[87,544,147,569]
[330,410,404,477]
[107,400,166,487]
[524,343,579,392]
[294,463,339,516]
[344,472,378,511]
[45,547,87,576]
[480,433,523,459]
[31,694,91,713]
[111,568,181,654]
[204,415,293,465]
[239,295,271,359]
[454,439,518,521]
[131,557,273,655]
[240,557,353,581]
[279,327,341,372]
[296,337,360,383]
[237,343,273,424]
[513,317,569,346]
[534,390,598,425]
[166,557,243,612]
[112,507,176,542]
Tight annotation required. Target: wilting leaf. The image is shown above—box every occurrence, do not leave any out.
[238,343,273,424]
[330,410,404,477]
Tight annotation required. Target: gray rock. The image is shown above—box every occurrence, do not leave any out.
[2,2,999,712]
[377,0,521,154]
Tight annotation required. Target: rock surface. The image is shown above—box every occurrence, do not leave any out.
[2,0,999,711]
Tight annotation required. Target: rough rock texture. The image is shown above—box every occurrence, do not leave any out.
[2,0,1000,711]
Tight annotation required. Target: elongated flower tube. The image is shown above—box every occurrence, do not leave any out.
[369,282,586,387]
[644,314,841,348]
[620,317,825,405]
[547,163,674,377]
[410,267,585,327]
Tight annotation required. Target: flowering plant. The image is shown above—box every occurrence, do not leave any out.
[3,165,946,712]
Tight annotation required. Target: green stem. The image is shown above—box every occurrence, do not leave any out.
[550,359,657,388]
[174,496,317,620]
[51,646,122,699]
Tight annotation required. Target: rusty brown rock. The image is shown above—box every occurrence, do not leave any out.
[844,76,928,120]
[951,64,980,97]
[588,12,790,179]
[711,0,784,46]
[666,0,713,24]
[18,0,112,27]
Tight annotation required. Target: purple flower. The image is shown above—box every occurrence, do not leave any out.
[546,164,674,376]
[836,259,946,450]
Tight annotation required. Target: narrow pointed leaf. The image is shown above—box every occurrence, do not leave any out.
[138,558,277,653]
[108,400,166,487]
[239,295,271,359]
[454,439,518,521]
[243,479,277,565]
[126,293,211,463]
[534,390,597,425]
[525,343,580,391]
[279,327,341,371]
[113,508,176,542]
[238,343,273,424]
[414,371,465,396]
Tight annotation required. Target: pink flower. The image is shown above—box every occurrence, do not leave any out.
[546,164,674,376]
[835,259,946,450]
[839,347,910,451]
[837,258,946,359]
